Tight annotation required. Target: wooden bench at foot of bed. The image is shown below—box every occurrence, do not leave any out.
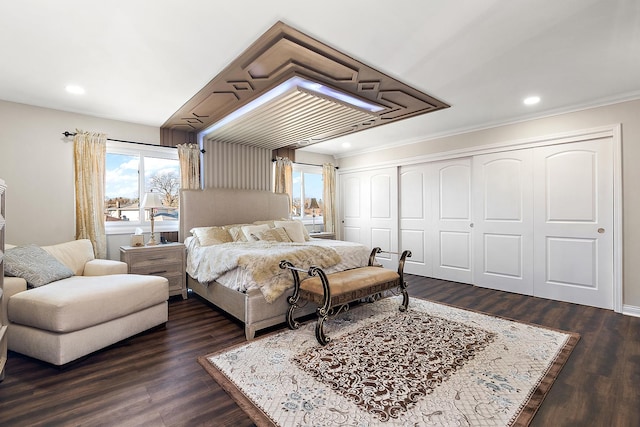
[280,247,412,345]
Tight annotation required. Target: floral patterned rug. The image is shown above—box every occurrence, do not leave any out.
[199,297,579,426]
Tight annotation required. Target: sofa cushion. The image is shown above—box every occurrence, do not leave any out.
[42,239,95,276]
[8,274,168,333]
[4,245,75,287]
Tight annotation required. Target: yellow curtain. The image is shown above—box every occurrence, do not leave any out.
[73,130,107,259]
[322,163,336,233]
[177,143,201,189]
[274,157,293,216]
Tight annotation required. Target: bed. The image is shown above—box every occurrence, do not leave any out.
[179,188,371,340]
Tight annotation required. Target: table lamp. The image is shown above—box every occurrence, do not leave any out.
[309,198,320,232]
[141,191,163,245]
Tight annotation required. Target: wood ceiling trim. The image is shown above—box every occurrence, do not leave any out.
[161,21,449,148]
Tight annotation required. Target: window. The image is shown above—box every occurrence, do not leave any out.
[292,164,323,224]
[105,141,179,233]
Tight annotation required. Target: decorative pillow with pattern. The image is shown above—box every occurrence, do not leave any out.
[241,224,270,241]
[4,245,74,287]
[227,226,249,242]
[253,227,292,243]
[191,226,233,246]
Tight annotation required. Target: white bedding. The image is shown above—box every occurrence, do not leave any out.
[185,237,371,302]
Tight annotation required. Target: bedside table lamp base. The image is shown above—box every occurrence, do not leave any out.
[147,210,158,246]
[142,191,163,246]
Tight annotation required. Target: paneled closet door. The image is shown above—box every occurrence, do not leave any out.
[399,165,431,277]
[472,150,535,295]
[431,159,473,284]
[399,159,472,282]
[340,167,398,269]
[533,139,614,309]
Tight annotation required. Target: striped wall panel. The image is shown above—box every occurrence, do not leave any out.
[202,140,272,191]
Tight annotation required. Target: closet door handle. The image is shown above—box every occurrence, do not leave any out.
[597,228,605,234]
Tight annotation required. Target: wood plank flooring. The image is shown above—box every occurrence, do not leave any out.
[0,275,638,426]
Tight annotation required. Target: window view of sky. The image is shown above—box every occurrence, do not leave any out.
[105,153,139,200]
[105,154,179,200]
[105,153,180,223]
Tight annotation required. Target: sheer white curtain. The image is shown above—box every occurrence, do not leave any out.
[73,130,107,258]
[322,163,336,233]
[274,156,293,216]
[177,143,201,189]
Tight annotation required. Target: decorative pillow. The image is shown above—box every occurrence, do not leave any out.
[4,245,74,287]
[191,226,233,246]
[241,224,270,242]
[252,219,277,228]
[253,227,292,243]
[274,220,307,243]
[227,226,248,242]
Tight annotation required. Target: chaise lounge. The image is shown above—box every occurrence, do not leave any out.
[2,239,169,366]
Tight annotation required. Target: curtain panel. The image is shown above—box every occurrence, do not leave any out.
[73,130,107,259]
[177,143,201,190]
[274,157,293,216]
[322,163,336,233]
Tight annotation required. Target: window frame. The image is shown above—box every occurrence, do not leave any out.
[291,163,324,224]
[105,141,179,235]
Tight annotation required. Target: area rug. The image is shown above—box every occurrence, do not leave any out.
[198,296,579,426]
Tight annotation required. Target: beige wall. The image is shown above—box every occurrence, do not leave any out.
[338,99,640,309]
[295,150,336,166]
[0,100,160,249]
[2,97,638,307]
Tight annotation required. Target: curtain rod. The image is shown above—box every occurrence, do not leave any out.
[271,158,339,169]
[61,131,206,153]
[62,131,176,148]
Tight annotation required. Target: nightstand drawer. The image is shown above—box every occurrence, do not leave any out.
[126,250,183,269]
[130,261,183,276]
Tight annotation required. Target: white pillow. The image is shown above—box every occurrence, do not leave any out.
[241,223,270,241]
[274,220,307,243]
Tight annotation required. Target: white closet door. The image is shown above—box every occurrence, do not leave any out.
[399,165,431,276]
[473,150,534,295]
[399,159,472,281]
[533,139,613,309]
[340,167,398,269]
[432,159,473,283]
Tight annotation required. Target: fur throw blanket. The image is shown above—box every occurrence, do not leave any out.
[186,241,341,302]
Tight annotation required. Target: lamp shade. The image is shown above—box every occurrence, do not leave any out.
[309,198,320,209]
[141,192,164,209]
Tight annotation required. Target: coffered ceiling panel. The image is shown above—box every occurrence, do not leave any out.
[162,21,449,150]
[204,89,376,149]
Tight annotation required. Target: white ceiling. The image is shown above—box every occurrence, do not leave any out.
[1,0,639,157]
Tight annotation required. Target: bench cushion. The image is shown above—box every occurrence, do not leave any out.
[300,266,399,305]
[8,274,168,333]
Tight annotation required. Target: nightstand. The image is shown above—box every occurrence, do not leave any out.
[120,243,187,299]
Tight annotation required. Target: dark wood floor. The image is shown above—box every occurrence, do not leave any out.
[0,275,638,426]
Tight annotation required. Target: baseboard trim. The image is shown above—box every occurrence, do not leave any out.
[622,304,640,318]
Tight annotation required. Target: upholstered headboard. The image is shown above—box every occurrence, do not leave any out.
[179,188,290,242]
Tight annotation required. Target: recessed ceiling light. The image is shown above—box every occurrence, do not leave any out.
[523,96,540,105]
[65,85,85,95]
[341,142,351,149]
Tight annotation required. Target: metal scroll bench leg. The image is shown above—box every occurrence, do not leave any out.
[280,248,411,345]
